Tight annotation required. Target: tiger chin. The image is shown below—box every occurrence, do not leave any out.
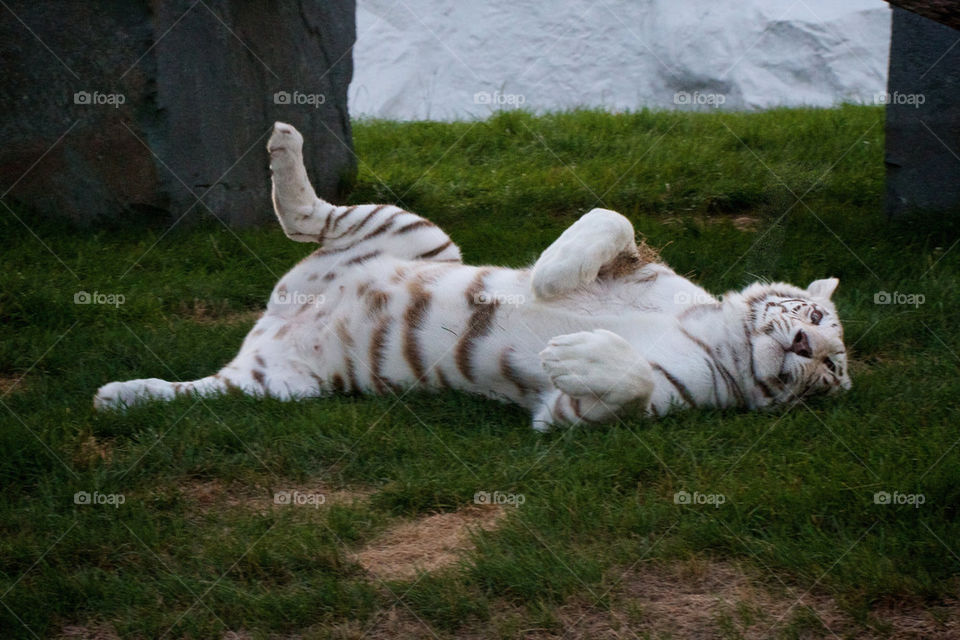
[94,122,851,431]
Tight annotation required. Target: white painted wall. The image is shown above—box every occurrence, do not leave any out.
[349,0,891,121]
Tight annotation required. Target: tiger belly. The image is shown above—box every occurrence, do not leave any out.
[266,252,557,408]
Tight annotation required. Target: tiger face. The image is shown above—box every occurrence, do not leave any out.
[744,278,851,404]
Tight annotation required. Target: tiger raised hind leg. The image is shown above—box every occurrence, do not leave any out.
[94,123,464,410]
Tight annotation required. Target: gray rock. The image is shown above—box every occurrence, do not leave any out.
[885,8,960,218]
[0,1,356,227]
[883,0,960,32]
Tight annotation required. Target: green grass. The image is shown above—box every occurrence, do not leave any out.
[2,105,959,638]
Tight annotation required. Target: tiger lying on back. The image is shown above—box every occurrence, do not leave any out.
[94,122,851,430]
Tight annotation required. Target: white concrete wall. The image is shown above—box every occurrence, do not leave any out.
[349,0,891,121]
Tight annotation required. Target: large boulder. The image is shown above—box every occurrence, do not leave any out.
[0,1,356,227]
[885,8,960,217]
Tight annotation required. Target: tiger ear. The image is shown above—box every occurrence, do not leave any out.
[807,277,838,300]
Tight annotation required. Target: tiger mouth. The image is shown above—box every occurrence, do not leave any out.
[774,331,809,388]
[775,350,806,390]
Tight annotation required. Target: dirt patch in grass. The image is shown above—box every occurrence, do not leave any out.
[701,214,761,231]
[71,434,113,469]
[326,608,437,640]
[0,374,26,395]
[354,505,506,582]
[174,299,261,326]
[730,214,761,231]
[664,214,763,232]
[57,622,120,639]
[58,559,957,640]
[523,559,959,639]
[174,478,373,515]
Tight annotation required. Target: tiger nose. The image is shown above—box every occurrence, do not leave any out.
[788,330,812,358]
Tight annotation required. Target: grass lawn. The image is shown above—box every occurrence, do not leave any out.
[1,105,959,638]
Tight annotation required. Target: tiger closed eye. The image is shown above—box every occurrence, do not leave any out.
[824,358,836,372]
[810,309,823,324]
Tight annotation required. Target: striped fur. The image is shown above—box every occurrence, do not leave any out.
[94,123,851,429]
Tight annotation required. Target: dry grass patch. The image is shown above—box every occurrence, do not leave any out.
[57,622,120,639]
[663,214,763,232]
[730,214,761,231]
[71,434,113,469]
[325,608,438,640]
[174,298,261,326]
[0,374,26,395]
[354,505,506,582]
[517,559,959,639]
[173,478,373,515]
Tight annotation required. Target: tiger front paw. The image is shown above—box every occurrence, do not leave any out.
[539,329,654,406]
[531,251,605,299]
[531,208,635,299]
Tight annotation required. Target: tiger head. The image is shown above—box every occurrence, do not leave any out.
[740,278,851,405]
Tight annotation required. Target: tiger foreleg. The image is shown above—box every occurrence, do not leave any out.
[531,208,638,299]
[532,329,655,430]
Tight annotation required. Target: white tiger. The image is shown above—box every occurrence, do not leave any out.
[94,122,852,430]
